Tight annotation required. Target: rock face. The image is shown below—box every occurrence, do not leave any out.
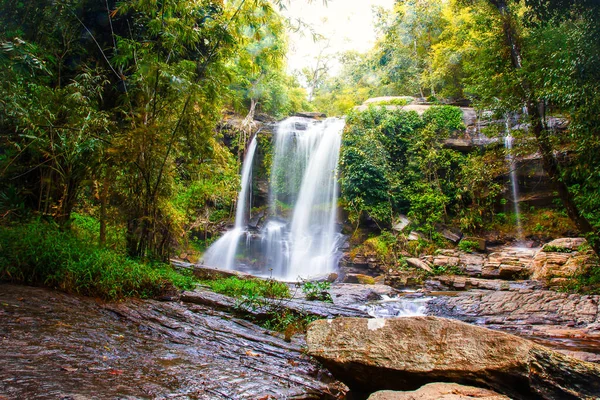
[306,316,600,399]
[421,248,536,280]
[368,383,509,400]
[531,238,596,285]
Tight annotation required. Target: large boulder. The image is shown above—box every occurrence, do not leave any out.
[368,383,509,400]
[306,316,600,399]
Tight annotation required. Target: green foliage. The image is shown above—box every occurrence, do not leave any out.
[300,280,332,302]
[422,106,465,131]
[0,221,196,300]
[201,277,290,300]
[71,213,126,252]
[430,264,464,276]
[458,240,480,253]
[542,245,573,253]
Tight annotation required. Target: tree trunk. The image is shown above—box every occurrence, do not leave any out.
[492,0,600,257]
[99,174,108,247]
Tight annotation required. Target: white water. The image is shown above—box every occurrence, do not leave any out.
[504,119,523,239]
[203,136,258,270]
[203,117,345,281]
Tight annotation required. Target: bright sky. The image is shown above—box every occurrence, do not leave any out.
[281,0,396,76]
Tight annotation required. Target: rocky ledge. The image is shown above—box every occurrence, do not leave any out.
[307,316,600,399]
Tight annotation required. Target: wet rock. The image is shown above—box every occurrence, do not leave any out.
[368,383,509,399]
[0,284,346,399]
[306,316,600,399]
[247,211,265,230]
[406,258,432,273]
[427,290,600,328]
[328,283,396,307]
[181,288,369,319]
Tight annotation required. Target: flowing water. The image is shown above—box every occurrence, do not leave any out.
[504,119,523,239]
[203,117,345,281]
[203,136,258,271]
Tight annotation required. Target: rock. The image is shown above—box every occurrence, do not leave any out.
[364,96,415,105]
[294,121,308,130]
[0,284,346,399]
[542,237,587,252]
[461,236,486,251]
[392,215,411,232]
[171,260,256,281]
[248,211,265,230]
[559,350,600,364]
[406,258,432,273]
[328,283,396,307]
[437,225,463,244]
[407,231,423,241]
[531,239,597,284]
[368,383,509,399]
[295,111,326,119]
[306,316,600,399]
[425,276,543,291]
[343,273,377,285]
[426,290,600,328]
[182,288,369,319]
[384,270,424,288]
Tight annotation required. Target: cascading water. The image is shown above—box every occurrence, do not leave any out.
[202,117,345,281]
[504,118,523,239]
[203,136,258,271]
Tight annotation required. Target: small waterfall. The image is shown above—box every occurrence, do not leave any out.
[504,119,523,240]
[203,136,258,270]
[202,117,345,281]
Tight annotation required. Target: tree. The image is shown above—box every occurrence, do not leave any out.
[463,0,600,256]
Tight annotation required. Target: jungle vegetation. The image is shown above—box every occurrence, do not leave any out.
[1,0,599,296]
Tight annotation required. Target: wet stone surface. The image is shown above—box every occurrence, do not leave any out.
[0,284,345,399]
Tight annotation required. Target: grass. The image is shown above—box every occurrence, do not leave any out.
[0,220,196,300]
[200,276,291,299]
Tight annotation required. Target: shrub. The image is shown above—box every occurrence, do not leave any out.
[0,221,196,300]
[458,240,480,253]
[300,280,331,302]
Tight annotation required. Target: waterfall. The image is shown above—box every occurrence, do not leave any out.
[203,136,258,271]
[504,119,523,240]
[202,117,345,281]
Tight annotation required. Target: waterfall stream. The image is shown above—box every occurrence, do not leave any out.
[504,118,523,240]
[203,117,345,281]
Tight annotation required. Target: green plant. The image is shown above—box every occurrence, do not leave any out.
[431,264,464,276]
[300,280,332,302]
[201,277,291,300]
[0,220,196,300]
[458,240,480,253]
[543,245,573,253]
